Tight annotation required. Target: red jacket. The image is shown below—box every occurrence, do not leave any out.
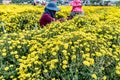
[39,13,54,27]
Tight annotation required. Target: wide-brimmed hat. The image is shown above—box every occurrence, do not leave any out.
[70,0,81,6]
[45,2,60,11]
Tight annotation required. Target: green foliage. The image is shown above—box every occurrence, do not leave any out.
[115,1,120,6]
[0,0,2,3]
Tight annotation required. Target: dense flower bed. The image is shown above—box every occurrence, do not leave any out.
[0,5,120,80]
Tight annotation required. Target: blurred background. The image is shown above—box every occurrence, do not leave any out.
[0,0,120,6]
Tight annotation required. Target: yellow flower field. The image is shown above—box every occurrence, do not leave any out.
[0,5,120,80]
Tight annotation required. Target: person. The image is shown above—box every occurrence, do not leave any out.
[32,0,39,6]
[39,2,60,27]
[41,1,46,6]
[69,0,84,19]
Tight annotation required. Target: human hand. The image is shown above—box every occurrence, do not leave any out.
[53,18,55,21]
[58,18,65,22]
[67,16,72,20]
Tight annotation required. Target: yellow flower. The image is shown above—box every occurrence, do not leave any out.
[116,70,120,75]
[91,73,97,79]
[86,58,94,65]
[101,67,104,70]
[64,43,68,49]
[43,59,47,62]
[10,51,14,55]
[2,49,6,52]
[10,76,14,78]
[4,67,9,71]
[2,53,7,56]
[65,56,69,60]
[100,50,106,54]
[14,51,18,54]
[52,52,57,56]
[50,64,55,70]
[96,52,102,57]
[52,78,56,80]
[35,68,39,70]
[21,56,26,59]
[10,65,14,67]
[28,64,32,67]
[55,45,59,51]
[26,73,31,77]
[71,55,76,60]
[0,76,4,79]
[83,61,90,66]
[62,60,68,64]
[38,61,42,65]
[102,76,107,80]
[34,61,39,64]
[43,69,48,73]
[31,58,35,62]
[82,53,90,58]
[10,51,17,55]
[52,59,58,63]
[86,48,90,52]
[8,41,11,44]
[13,78,17,80]
[15,55,19,59]
[17,45,21,48]
[62,50,67,55]
[9,46,13,50]
[107,62,111,65]
[62,65,67,69]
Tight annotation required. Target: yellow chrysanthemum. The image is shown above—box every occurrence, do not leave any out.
[91,73,97,79]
